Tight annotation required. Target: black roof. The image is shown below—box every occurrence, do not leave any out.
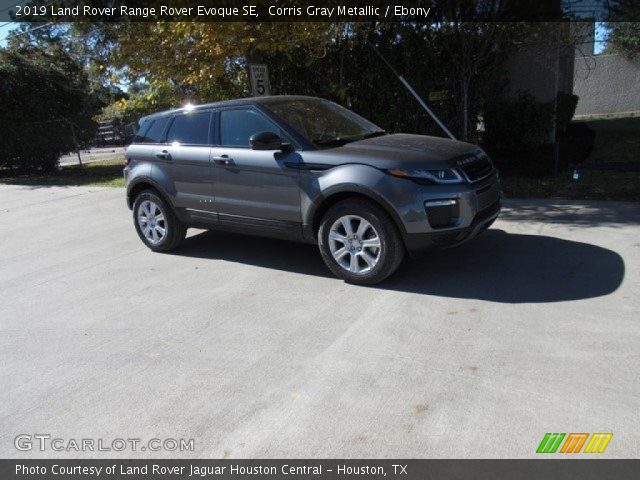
[138,95,320,124]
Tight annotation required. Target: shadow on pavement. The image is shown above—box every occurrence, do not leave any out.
[174,228,624,303]
[385,229,624,303]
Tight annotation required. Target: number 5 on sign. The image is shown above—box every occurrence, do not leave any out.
[249,64,270,96]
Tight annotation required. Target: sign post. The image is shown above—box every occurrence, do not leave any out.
[248,64,270,96]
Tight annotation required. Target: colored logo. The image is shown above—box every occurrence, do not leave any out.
[536,433,612,454]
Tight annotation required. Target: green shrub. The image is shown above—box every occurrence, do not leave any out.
[0,47,99,174]
[483,92,555,175]
[556,92,579,133]
[484,92,554,150]
[559,122,595,165]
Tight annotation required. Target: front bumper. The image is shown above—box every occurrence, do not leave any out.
[399,173,502,254]
[402,197,501,253]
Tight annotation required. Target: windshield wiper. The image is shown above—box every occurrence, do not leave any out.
[360,130,387,140]
[313,130,387,148]
[313,137,351,147]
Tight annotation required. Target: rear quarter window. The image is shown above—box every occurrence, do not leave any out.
[138,116,171,144]
[132,120,152,143]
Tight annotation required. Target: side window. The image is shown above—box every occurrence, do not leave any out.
[166,111,211,145]
[132,120,152,143]
[220,108,280,147]
[141,116,170,144]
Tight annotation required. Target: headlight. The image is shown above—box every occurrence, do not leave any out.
[387,168,464,185]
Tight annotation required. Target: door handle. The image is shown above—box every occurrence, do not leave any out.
[155,150,171,161]
[212,155,234,166]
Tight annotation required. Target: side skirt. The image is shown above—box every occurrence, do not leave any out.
[185,209,307,243]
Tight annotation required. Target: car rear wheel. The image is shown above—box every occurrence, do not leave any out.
[318,199,404,285]
[133,190,186,252]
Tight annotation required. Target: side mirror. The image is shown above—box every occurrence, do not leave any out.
[250,131,283,150]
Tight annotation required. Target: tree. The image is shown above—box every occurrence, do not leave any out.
[96,80,177,126]
[8,23,127,107]
[88,22,333,99]
[606,23,640,57]
[605,0,640,57]
[0,45,104,173]
[54,21,334,123]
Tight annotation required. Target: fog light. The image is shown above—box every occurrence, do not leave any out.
[425,199,459,228]
[424,199,457,207]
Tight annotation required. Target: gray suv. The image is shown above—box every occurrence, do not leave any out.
[124,96,501,285]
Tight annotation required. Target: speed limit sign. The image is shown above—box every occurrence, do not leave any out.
[249,64,270,96]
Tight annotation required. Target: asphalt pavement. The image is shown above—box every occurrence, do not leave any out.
[0,185,638,458]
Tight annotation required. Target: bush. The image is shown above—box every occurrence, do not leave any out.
[483,92,555,176]
[0,47,99,174]
[556,92,579,133]
[484,92,554,151]
[559,122,595,165]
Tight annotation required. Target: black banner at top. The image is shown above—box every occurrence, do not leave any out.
[2,0,636,23]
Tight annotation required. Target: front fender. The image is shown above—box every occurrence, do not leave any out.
[301,164,408,237]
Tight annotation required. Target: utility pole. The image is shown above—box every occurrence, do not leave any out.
[552,24,561,176]
[367,40,456,140]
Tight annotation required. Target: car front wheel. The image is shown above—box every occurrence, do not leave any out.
[318,199,404,285]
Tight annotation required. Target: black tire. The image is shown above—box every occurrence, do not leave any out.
[318,198,405,285]
[132,189,186,252]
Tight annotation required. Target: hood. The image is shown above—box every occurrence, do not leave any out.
[306,134,483,170]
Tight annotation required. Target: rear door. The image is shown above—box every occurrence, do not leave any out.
[211,106,302,235]
[129,116,171,167]
[152,110,216,216]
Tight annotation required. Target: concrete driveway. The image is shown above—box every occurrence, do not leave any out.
[0,185,638,458]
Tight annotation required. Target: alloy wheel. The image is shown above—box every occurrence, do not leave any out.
[137,200,166,245]
[328,215,382,274]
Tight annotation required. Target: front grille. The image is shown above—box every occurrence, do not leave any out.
[458,154,494,183]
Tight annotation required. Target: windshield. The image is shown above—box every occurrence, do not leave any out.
[263,98,385,148]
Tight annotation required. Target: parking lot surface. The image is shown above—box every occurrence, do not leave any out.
[0,185,638,458]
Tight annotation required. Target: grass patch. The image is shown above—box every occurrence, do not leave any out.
[580,117,640,164]
[502,170,640,202]
[0,156,125,187]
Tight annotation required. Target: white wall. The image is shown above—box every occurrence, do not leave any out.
[574,53,640,118]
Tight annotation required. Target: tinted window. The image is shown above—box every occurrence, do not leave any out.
[132,120,152,143]
[141,116,170,144]
[166,111,211,145]
[220,109,279,147]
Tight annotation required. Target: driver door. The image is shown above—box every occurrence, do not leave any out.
[211,107,302,237]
